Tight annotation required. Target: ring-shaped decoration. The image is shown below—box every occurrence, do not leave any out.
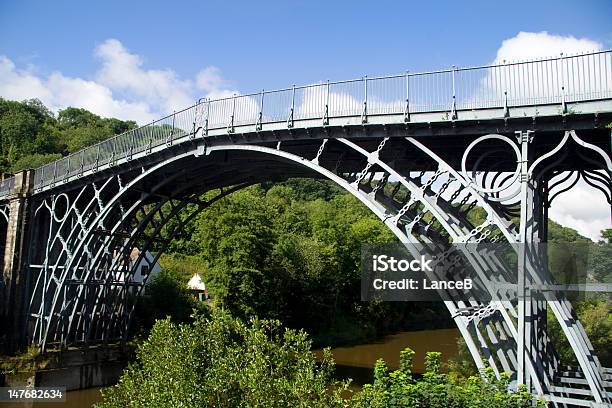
[52,193,70,223]
[461,134,521,194]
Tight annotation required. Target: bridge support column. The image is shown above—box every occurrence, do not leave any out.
[1,170,33,353]
[516,130,546,393]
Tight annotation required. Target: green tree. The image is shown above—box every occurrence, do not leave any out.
[182,181,416,345]
[0,98,136,173]
[601,229,612,244]
[57,107,136,152]
[9,153,62,173]
[97,311,348,408]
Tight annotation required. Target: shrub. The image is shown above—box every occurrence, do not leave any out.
[352,348,547,408]
[97,311,348,408]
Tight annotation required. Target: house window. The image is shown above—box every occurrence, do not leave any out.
[141,265,150,277]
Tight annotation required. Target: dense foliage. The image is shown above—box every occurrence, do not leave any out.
[140,180,453,346]
[99,312,544,408]
[355,350,546,408]
[0,98,135,173]
[98,311,348,408]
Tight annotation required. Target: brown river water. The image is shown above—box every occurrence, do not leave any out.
[2,328,459,407]
[315,328,460,387]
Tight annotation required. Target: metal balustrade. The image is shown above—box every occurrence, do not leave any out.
[0,176,15,198]
[1,49,611,199]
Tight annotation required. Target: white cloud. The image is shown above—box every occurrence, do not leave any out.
[493,32,602,63]
[0,39,235,124]
[466,32,610,109]
[549,179,610,241]
[196,66,237,99]
[95,39,195,116]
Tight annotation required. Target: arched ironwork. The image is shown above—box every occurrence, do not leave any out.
[0,49,610,406]
[17,128,612,406]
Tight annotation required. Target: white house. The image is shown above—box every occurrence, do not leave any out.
[187,273,208,301]
[128,247,162,287]
[111,247,162,294]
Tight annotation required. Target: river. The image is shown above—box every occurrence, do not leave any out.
[2,328,459,407]
[315,328,460,387]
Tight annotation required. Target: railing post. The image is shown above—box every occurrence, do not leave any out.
[503,91,509,118]
[561,86,567,115]
[361,76,368,123]
[79,150,84,176]
[167,111,175,146]
[323,80,330,126]
[228,94,236,133]
[558,53,567,114]
[191,106,198,140]
[204,100,210,136]
[287,85,295,128]
[110,139,116,166]
[193,99,205,139]
[147,124,153,153]
[256,90,264,131]
[39,166,45,190]
[95,144,100,171]
[129,129,135,159]
[64,156,70,180]
[404,71,411,122]
[451,66,457,120]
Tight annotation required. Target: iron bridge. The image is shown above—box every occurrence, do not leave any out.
[1,50,612,406]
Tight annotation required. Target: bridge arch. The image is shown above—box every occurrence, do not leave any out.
[21,130,610,404]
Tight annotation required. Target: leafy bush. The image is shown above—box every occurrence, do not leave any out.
[353,349,546,408]
[99,313,546,408]
[97,311,348,408]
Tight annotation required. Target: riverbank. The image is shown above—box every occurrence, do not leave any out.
[1,327,461,407]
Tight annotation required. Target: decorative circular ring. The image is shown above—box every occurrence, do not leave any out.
[52,193,70,223]
[461,134,521,194]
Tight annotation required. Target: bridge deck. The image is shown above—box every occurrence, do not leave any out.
[1,49,611,199]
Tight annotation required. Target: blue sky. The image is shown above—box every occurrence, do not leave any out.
[1,0,611,90]
[1,0,612,239]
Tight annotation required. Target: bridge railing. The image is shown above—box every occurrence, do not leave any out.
[0,176,15,198]
[4,49,612,198]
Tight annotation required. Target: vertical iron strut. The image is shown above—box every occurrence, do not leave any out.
[516,129,533,390]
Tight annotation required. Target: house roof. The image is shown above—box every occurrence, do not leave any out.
[187,273,206,291]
